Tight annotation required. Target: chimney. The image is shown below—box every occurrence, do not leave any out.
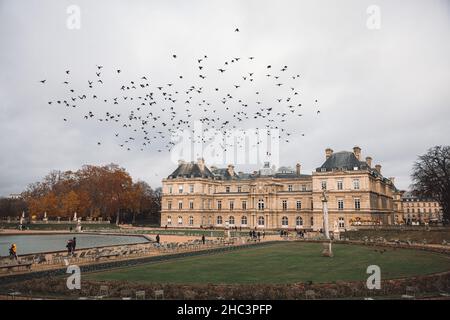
[353,146,361,160]
[389,177,395,185]
[296,163,301,176]
[197,158,205,172]
[227,164,235,176]
[365,156,372,168]
[325,148,333,159]
[375,164,382,174]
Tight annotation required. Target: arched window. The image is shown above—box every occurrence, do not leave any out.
[258,199,265,210]
[229,216,235,225]
[178,216,183,225]
[217,216,223,225]
[167,216,172,225]
[241,216,248,226]
[282,216,289,226]
[296,216,303,227]
[189,216,194,226]
[258,216,265,226]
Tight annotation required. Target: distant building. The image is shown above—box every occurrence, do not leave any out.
[401,191,443,224]
[161,146,397,229]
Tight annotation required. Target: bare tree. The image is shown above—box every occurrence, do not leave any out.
[411,145,450,224]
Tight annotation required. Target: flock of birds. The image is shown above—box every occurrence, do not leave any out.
[40,28,321,154]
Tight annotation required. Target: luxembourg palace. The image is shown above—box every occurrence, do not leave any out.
[161,146,442,230]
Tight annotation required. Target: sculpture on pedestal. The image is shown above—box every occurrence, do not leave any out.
[321,190,333,257]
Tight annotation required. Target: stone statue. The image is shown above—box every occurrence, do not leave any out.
[73,212,77,222]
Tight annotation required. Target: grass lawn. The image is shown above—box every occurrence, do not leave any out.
[85,242,450,284]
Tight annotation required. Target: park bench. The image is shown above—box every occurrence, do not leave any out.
[136,290,146,300]
[401,286,417,299]
[304,290,316,300]
[0,262,32,273]
[154,290,164,300]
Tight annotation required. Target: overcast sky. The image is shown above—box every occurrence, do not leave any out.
[0,0,449,196]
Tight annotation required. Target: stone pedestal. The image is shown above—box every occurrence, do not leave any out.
[322,241,333,257]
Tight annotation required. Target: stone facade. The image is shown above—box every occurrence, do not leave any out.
[399,191,443,224]
[161,147,397,230]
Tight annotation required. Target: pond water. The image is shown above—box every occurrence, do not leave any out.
[0,234,150,256]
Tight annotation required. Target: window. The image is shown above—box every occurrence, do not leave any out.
[338,199,344,210]
[241,216,248,225]
[168,186,173,194]
[321,180,327,190]
[258,199,265,210]
[258,216,265,226]
[167,216,172,225]
[301,185,307,192]
[296,216,303,227]
[189,200,194,210]
[225,186,230,193]
[189,216,194,226]
[178,216,183,225]
[288,185,293,192]
[282,200,288,211]
[229,216,235,225]
[338,217,345,228]
[242,201,247,210]
[208,199,211,209]
[178,201,183,210]
[282,216,289,226]
[168,201,172,210]
[353,179,360,190]
[217,200,222,210]
[296,200,302,211]
[310,216,314,226]
[355,198,361,210]
[229,201,234,211]
[217,216,223,225]
[237,186,242,193]
[208,185,212,194]
[189,184,194,193]
[178,185,183,194]
[337,180,343,190]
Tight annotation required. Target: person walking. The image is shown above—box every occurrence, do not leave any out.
[263,231,265,239]
[257,231,261,242]
[72,237,77,255]
[201,234,205,245]
[66,239,73,255]
[9,244,18,260]
[156,234,160,244]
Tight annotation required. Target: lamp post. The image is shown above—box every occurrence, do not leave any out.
[322,190,330,240]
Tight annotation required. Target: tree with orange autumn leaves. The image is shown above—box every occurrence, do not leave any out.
[20,164,160,223]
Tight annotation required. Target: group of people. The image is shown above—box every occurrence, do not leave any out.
[66,237,77,255]
[249,229,265,241]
